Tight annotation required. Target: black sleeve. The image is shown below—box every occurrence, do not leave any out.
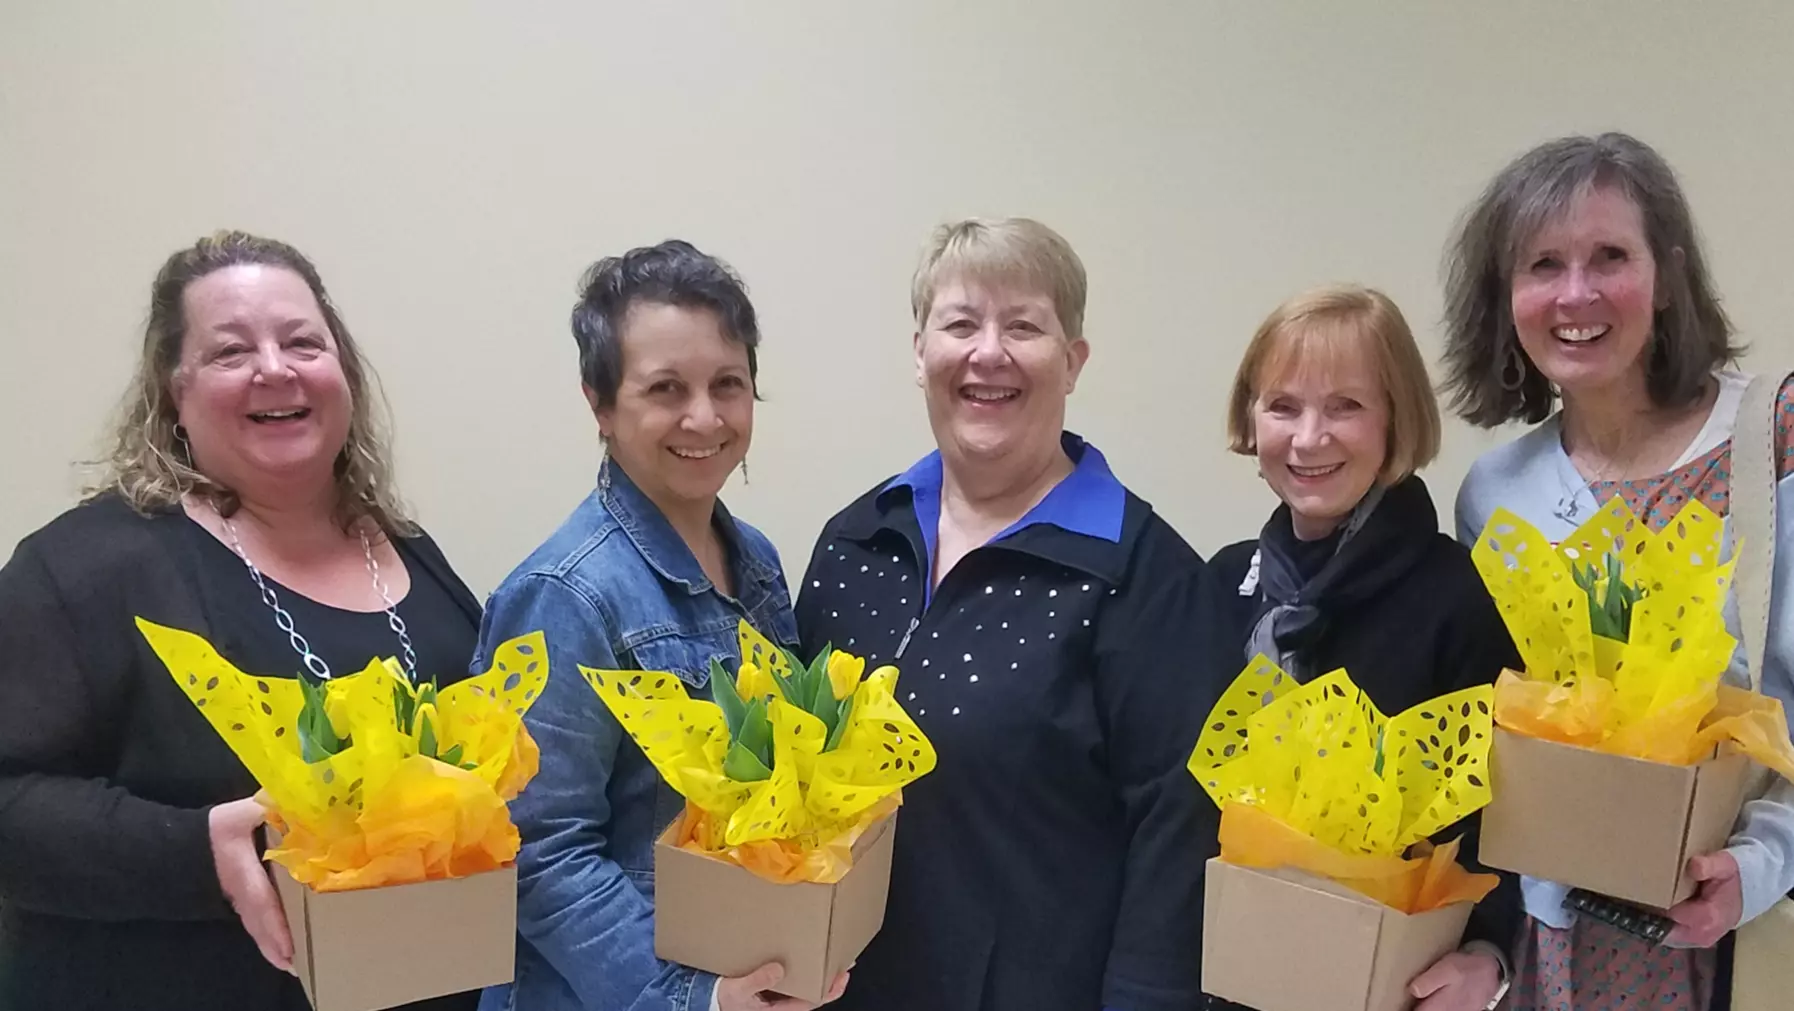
[1433,552,1525,952]
[1093,528,1220,1011]
[0,541,228,922]
[1437,550,1523,695]
[1201,541,1258,668]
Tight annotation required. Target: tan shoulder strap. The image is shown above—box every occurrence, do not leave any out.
[1732,371,1781,692]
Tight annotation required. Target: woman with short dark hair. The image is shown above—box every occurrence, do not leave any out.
[477,240,844,1011]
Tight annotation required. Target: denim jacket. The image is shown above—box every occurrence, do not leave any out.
[474,464,798,1011]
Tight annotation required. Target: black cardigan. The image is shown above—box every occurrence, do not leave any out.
[796,479,1220,1011]
[0,495,481,1010]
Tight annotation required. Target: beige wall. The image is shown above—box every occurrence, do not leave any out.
[3,1,1791,595]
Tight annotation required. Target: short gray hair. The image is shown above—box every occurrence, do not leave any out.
[1441,132,1738,427]
[911,218,1088,342]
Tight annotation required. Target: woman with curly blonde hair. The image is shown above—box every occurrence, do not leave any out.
[0,231,482,1011]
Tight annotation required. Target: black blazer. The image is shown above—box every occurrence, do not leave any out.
[0,495,480,1011]
[796,479,1219,1011]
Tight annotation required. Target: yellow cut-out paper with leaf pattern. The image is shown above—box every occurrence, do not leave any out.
[136,618,547,891]
[1471,499,1794,778]
[582,619,936,883]
[1189,659,1499,913]
[1191,662,1496,855]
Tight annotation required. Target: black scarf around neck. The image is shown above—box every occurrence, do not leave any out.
[1246,475,1440,679]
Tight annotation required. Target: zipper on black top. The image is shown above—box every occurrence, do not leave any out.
[894,617,921,660]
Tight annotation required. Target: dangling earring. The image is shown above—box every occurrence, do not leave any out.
[739,457,751,486]
[173,424,194,466]
[597,437,613,494]
[1499,343,1528,392]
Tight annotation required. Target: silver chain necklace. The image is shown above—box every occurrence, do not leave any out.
[220,516,419,682]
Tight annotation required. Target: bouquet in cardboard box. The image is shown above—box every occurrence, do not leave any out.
[584,620,936,884]
[1189,658,1499,912]
[137,618,547,891]
[1470,497,1794,776]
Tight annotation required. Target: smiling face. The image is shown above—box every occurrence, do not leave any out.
[914,276,1089,470]
[1251,333,1391,540]
[594,301,754,513]
[1510,184,1664,400]
[170,264,353,498]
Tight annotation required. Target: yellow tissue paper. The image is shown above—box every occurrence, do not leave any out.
[1472,498,1794,779]
[584,620,935,884]
[136,618,545,891]
[1189,658,1499,913]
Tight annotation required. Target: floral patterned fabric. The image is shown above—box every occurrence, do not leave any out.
[1512,915,1717,1011]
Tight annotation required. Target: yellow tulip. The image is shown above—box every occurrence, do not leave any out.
[329,659,412,738]
[827,651,865,701]
[322,680,356,741]
[736,660,776,701]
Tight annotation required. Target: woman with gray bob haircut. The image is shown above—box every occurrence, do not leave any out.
[1443,131,1738,429]
[1447,132,1794,1011]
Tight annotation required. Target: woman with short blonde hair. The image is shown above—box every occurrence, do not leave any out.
[910,216,1090,343]
[796,217,1214,1011]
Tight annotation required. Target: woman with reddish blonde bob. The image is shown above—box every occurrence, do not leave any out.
[1206,284,1521,1011]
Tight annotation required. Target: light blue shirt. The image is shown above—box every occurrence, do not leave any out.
[1454,375,1794,934]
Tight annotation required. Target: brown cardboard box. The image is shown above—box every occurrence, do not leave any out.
[1201,858,1471,1011]
[1479,727,1753,908]
[271,861,518,1011]
[653,813,896,1002]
